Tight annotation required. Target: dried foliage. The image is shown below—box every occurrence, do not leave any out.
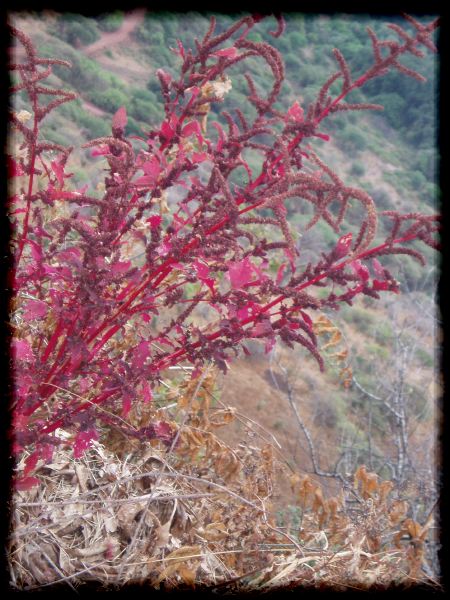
[9,392,439,591]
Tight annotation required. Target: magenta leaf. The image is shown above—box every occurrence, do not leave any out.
[181,120,204,143]
[156,68,172,87]
[333,233,353,259]
[161,119,175,141]
[131,340,150,370]
[314,132,330,141]
[147,215,162,229]
[265,337,276,354]
[287,101,304,122]
[141,156,161,181]
[228,257,255,289]
[153,421,174,443]
[212,47,238,58]
[350,259,370,282]
[91,144,110,157]
[177,40,185,59]
[55,246,82,264]
[73,429,98,459]
[27,239,43,263]
[15,476,40,491]
[373,280,390,291]
[193,259,209,279]
[112,106,127,130]
[251,319,273,338]
[191,151,209,164]
[372,258,385,278]
[193,259,216,292]
[300,310,313,330]
[142,381,153,404]
[24,450,39,476]
[111,261,132,275]
[8,156,25,177]
[50,159,65,187]
[211,122,226,152]
[122,395,132,417]
[12,339,34,362]
[156,240,172,257]
[48,189,85,201]
[22,299,48,321]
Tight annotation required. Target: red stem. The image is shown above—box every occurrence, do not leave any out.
[15,107,38,271]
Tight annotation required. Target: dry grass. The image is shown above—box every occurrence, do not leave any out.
[8,370,441,593]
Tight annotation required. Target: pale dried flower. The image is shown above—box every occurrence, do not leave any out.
[15,109,32,123]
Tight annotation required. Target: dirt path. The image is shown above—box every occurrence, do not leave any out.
[81,98,107,117]
[83,9,146,57]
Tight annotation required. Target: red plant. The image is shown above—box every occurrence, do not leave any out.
[8,15,439,489]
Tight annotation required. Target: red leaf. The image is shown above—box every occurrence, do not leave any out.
[251,319,273,337]
[350,259,370,282]
[112,106,127,130]
[193,259,209,279]
[191,152,208,164]
[300,310,313,330]
[275,263,286,285]
[12,339,34,362]
[372,279,390,291]
[161,119,175,141]
[111,261,131,275]
[24,451,39,476]
[156,240,171,257]
[156,68,172,88]
[181,120,202,140]
[212,47,238,58]
[147,215,162,229]
[242,345,252,357]
[15,476,39,491]
[141,156,161,180]
[48,189,85,201]
[22,299,48,321]
[265,337,276,354]
[8,156,25,177]
[73,429,98,459]
[50,159,65,187]
[91,144,110,157]
[27,239,42,262]
[334,233,353,259]
[177,39,185,59]
[228,257,255,289]
[372,258,385,278]
[142,382,153,404]
[57,246,83,266]
[122,396,132,417]
[211,121,226,152]
[153,421,173,443]
[314,132,330,141]
[287,101,304,123]
[132,340,150,370]
[134,175,158,187]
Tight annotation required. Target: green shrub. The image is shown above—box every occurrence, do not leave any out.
[409,170,427,190]
[97,11,124,32]
[87,88,128,113]
[415,347,434,368]
[339,125,367,153]
[57,14,100,46]
[350,161,366,177]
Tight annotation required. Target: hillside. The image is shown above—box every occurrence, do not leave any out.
[8,10,440,589]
